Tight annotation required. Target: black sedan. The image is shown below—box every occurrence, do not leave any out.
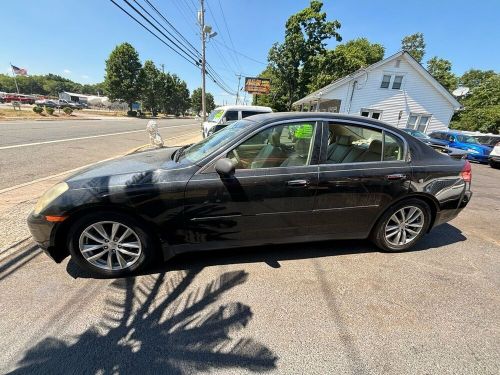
[28,113,473,277]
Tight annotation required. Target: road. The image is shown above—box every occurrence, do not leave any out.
[0,157,498,374]
[0,118,200,190]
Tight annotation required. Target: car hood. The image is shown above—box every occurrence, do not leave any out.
[65,147,178,188]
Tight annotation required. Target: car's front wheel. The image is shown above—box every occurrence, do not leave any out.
[489,159,500,169]
[371,199,431,252]
[68,212,156,277]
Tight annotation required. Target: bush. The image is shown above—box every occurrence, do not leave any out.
[63,107,73,115]
[127,110,137,117]
[45,107,55,115]
[33,106,43,114]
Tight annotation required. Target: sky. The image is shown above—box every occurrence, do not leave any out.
[1,0,499,104]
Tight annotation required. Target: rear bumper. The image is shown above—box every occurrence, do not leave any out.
[433,190,472,228]
[27,212,67,263]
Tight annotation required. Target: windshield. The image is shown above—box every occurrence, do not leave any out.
[181,120,252,163]
[457,134,479,144]
[207,109,224,123]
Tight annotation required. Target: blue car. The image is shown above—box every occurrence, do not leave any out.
[428,131,492,163]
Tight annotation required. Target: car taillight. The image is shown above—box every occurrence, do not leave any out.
[460,160,472,183]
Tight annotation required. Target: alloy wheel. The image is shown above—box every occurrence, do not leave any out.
[78,221,142,271]
[384,206,424,246]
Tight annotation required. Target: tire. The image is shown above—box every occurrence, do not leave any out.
[489,160,500,169]
[68,211,156,278]
[370,199,432,252]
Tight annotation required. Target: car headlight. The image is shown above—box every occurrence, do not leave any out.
[33,182,69,215]
[466,148,480,154]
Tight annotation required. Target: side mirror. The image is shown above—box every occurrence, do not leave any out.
[215,158,235,177]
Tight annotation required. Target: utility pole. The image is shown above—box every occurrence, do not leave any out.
[199,0,207,122]
[235,74,242,105]
[160,63,165,74]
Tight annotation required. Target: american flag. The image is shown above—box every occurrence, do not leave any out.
[11,64,27,76]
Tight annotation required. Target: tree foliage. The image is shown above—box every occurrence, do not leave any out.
[426,57,458,91]
[139,60,162,114]
[191,88,215,116]
[0,73,105,97]
[309,38,385,91]
[401,32,426,63]
[459,69,496,90]
[258,0,342,111]
[451,73,500,133]
[104,43,142,110]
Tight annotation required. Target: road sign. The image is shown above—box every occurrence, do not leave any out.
[244,77,271,95]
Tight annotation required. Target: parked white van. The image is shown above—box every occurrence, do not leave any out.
[202,105,273,137]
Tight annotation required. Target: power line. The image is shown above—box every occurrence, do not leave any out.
[109,0,199,67]
[213,38,267,65]
[216,0,242,71]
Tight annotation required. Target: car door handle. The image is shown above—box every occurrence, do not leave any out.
[287,179,309,187]
[386,174,406,180]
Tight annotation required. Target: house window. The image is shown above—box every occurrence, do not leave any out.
[380,75,391,89]
[360,108,382,120]
[381,74,405,89]
[392,75,404,89]
[407,113,431,132]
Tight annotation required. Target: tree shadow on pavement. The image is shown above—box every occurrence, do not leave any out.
[9,269,277,374]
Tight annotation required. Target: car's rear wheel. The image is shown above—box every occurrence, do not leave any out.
[371,199,431,252]
[68,212,155,277]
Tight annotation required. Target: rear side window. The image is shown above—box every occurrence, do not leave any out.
[325,123,405,164]
[242,110,266,118]
[225,110,238,121]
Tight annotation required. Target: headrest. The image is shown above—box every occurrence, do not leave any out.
[269,129,281,146]
[295,138,310,155]
[336,135,351,146]
[368,139,382,153]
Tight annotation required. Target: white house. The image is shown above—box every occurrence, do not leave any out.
[293,51,461,133]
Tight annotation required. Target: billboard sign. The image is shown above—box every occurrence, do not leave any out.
[244,77,271,95]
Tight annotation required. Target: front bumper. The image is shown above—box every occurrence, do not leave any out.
[27,212,67,263]
[489,154,500,162]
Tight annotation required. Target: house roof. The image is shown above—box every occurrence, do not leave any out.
[293,51,461,109]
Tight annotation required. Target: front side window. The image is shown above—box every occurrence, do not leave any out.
[325,123,405,164]
[227,122,316,169]
[225,110,238,121]
[407,113,432,132]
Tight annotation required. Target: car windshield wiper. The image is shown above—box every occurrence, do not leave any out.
[174,144,192,162]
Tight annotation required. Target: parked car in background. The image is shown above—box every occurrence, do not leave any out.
[28,112,472,277]
[488,142,500,169]
[2,94,35,104]
[202,105,273,138]
[35,99,60,108]
[473,134,500,148]
[428,131,492,163]
[401,128,448,147]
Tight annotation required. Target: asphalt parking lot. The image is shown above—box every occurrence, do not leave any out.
[0,161,499,374]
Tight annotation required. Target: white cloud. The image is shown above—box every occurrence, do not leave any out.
[81,74,89,79]
[63,69,71,75]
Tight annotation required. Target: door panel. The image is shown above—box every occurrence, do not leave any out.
[182,166,319,249]
[311,162,411,238]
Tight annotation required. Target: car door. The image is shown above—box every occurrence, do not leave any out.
[310,120,411,239]
[181,120,322,250]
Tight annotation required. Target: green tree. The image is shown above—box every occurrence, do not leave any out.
[191,88,215,116]
[263,0,342,110]
[139,60,162,114]
[426,57,458,92]
[459,69,496,90]
[309,38,385,91]
[104,43,142,110]
[167,74,190,116]
[451,74,500,133]
[401,32,425,63]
